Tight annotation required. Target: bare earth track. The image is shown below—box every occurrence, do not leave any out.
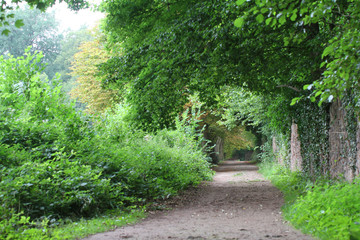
[84,161,312,240]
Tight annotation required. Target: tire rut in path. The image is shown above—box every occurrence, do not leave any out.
[84,161,312,240]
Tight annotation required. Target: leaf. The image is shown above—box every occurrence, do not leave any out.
[290,97,300,106]
[261,8,268,14]
[322,45,334,58]
[290,13,297,21]
[36,2,46,10]
[279,15,286,25]
[236,0,246,6]
[284,37,290,46]
[265,17,272,25]
[234,17,245,28]
[320,61,327,68]
[315,91,322,97]
[256,14,264,23]
[271,18,277,27]
[15,19,24,28]
[1,29,10,36]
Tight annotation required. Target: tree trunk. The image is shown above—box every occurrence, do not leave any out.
[291,122,303,171]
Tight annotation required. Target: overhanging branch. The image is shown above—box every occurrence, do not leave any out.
[276,85,301,92]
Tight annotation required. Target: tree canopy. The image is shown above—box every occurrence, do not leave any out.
[99,0,360,131]
[234,0,360,105]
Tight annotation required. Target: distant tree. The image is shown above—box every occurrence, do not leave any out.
[70,28,119,114]
[0,0,88,35]
[0,7,62,79]
[51,28,93,87]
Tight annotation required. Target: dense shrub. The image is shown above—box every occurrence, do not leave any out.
[81,105,214,201]
[286,179,360,240]
[0,160,115,219]
[0,50,213,239]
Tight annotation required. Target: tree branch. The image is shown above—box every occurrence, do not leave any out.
[276,85,301,92]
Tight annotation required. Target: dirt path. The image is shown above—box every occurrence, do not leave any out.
[84,161,312,240]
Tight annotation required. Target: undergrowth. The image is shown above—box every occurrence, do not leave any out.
[259,162,360,240]
[0,50,214,239]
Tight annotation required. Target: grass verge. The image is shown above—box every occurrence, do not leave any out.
[49,210,146,240]
[258,161,360,240]
[2,209,146,240]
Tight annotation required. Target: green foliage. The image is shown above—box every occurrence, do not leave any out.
[260,162,360,240]
[48,210,145,240]
[259,162,308,203]
[235,0,360,107]
[0,206,48,240]
[294,101,330,176]
[0,207,144,240]
[1,160,114,219]
[217,87,267,130]
[218,85,331,177]
[203,113,256,159]
[0,7,63,79]
[0,0,88,35]
[0,48,213,238]
[287,179,360,240]
[100,0,256,130]
[52,28,93,89]
[0,48,88,161]
[86,104,214,201]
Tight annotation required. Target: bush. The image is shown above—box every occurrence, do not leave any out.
[286,179,360,240]
[0,160,116,219]
[120,132,213,199]
[0,50,214,239]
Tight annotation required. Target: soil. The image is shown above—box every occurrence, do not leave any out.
[83,161,313,240]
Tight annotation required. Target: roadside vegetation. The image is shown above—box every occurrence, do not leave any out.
[259,160,360,240]
[0,50,213,239]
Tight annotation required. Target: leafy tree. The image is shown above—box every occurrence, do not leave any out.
[70,28,119,114]
[100,0,237,129]
[234,0,360,106]
[99,0,323,130]
[0,7,62,79]
[0,0,88,35]
[51,28,93,96]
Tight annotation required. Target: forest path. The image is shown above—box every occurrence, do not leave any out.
[83,161,312,240]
